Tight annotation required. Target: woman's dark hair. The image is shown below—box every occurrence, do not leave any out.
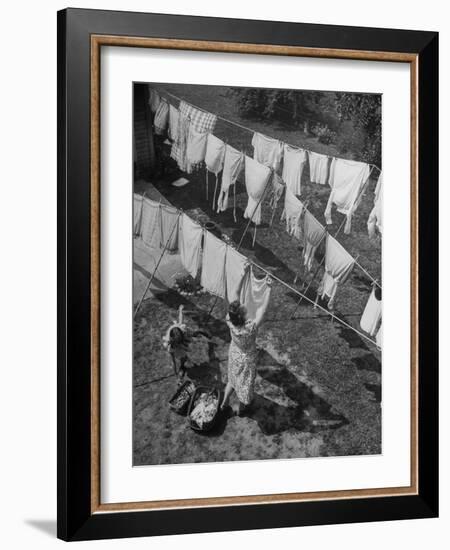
[169,326,185,346]
[228,300,246,327]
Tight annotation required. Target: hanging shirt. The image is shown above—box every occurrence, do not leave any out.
[303,210,326,272]
[178,214,203,278]
[205,134,226,175]
[200,231,227,298]
[308,151,330,185]
[148,87,161,113]
[368,172,383,238]
[360,287,382,336]
[324,158,371,234]
[185,127,208,173]
[318,235,355,308]
[282,144,307,196]
[168,105,180,142]
[217,145,244,213]
[252,132,283,172]
[153,99,169,135]
[240,267,271,321]
[281,189,305,240]
[140,198,161,249]
[170,112,190,171]
[225,246,248,303]
[133,193,143,236]
[244,156,271,226]
[159,204,179,253]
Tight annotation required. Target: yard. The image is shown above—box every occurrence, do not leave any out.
[133,83,382,466]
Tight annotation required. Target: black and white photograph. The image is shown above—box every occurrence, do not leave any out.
[132,82,383,466]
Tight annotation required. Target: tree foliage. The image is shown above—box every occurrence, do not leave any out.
[229,88,381,166]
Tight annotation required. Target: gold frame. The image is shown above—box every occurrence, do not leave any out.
[90,35,419,514]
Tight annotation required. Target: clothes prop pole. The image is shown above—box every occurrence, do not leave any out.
[133,210,182,318]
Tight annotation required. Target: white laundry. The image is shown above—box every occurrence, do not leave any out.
[140,198,161,249]
[368,172,383,237]
[217,145,244,214]
[281,188,305,240]
[200,231,227,298]
[154,99,169,135]
[205,134,226,175]
[178,214,203,278]
[325,158,371,234]
[168,105,180,142]
[303,210,326,271]
[252,132,283,171]
[308,151,330,185]
[244,155,271,226]
[282,144,307,196]
[318,235,355,308]
[240,267,272,321]
[225,246,248,302]
[185,127,208,173]
[360,287,382,336]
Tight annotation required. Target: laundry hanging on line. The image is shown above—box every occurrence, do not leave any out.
[200,230,227,298]
[170,111,190,171]
[140,198,162,249]
[324,158,371,234]
[360,286,382,336]
[217,144,244,216]
[154,100,169,135]
[168,104,180,142]
[225,246,249,303]
[178,213,203,278]
[134,193,144,236]
[308,151,330,185]
[303,209,327,272]
[159,204,180,253]
[148,87,161,114]
[268,172,285,213]
[252,132,283,172]
[282,144,307,196]
[185,127,208,173]
[317,234,355,309]
[367,172,383,238]
[243,155,272,226]
[240,266,272,321]
[281,188,305,241]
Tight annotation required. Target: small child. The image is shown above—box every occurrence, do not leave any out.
[162,305,210,382]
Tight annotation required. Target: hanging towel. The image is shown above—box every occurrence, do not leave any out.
[217,145,244,214]
[200,231,227,298]
[324,158,371,234]
[168,105,180,142]
[178,214,203,278]
[154,99,169,135]
[225,246,248,302]
[240,267,271,321]
[368,172,383,238]
[205,134,226,175]
[303,210,327,272]
[148,87,161,113]
[318,235,355,308]
[186,127,208,173]
[170,112,190,171]
[281,189,305,240]
[308,151,330,185]
[252,132,283,172]
[159,204,179,253]
[360,287,382,336]
[133,193,144,236]
[244,156,271,226]
[140,198,161,249]
[282,144,307,196]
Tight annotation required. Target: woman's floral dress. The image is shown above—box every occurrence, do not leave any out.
[226,315,258,405]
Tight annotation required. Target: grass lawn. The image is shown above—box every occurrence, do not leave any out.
[133,83,381,466]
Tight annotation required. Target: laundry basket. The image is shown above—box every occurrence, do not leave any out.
[187,386,220,433]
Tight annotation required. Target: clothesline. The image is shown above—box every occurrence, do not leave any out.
[155,87,382,174]
[156,87,382,289]
[138,195,378,348]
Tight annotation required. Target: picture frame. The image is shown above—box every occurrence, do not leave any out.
[57,7,439,541]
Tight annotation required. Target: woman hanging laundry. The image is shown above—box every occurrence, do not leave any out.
[220,271,272,416]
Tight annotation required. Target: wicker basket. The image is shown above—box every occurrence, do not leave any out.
[187,386,220,432]
[168,380,196,415]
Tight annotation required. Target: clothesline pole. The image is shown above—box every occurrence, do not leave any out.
[133,211,182,318]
